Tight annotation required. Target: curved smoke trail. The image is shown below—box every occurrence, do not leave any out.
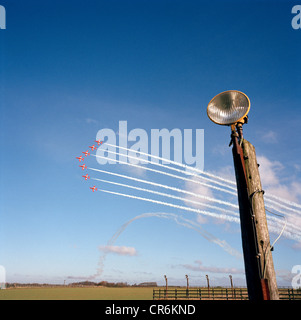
[95,212,243,278]
[99,188,240,223]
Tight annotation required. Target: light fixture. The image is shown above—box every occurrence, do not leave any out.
[207,90,250,126]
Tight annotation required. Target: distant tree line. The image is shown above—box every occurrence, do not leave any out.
[5,283,61,288]
[5,281,158,288]
[69,281,157,287]
[69,281,129,287]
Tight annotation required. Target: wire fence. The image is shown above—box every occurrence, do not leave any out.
[153,287,301,300]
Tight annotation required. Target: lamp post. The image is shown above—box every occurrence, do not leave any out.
[207,90,279,300]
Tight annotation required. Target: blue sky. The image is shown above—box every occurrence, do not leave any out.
[0,0,300,288]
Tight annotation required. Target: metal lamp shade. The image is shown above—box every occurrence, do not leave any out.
[207,90,250,126]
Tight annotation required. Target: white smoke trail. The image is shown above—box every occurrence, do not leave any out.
[104,142,237,186]
[265,211,301,234]
[108,213,242,258]
[89,172,300,236]
[267,219,301,242]
[265,203,301,226]
[265,197,301,216]
[92,177,239,217]
[88,167,239,209]
[103,143,301,214]
[98,188,240,223]
[83,209,299,280]
[94,154,301,218]
[95,212,243,278]
[93,176,300,236]
[92,154,237,196]
[90,147,301,237]
[264,205,301,240]
[264,203,301,234]
[100,186,301,238]
[265,193,301,210]
[170,215,242,258]
[94,149,237,192]
[99,183,301,239]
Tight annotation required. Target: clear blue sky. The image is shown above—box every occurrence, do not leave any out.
[0,0,300,287]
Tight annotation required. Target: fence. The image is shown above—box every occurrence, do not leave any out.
[153,287,301,300]
[279,288,301,300]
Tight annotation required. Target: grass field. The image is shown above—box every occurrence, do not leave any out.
[1,286,299,300]
[0,286,155,300]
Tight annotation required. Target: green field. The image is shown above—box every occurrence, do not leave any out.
[0,286,155,300]
[1,286,299,300]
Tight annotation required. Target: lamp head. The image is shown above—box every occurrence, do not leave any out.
[207,90,250,126]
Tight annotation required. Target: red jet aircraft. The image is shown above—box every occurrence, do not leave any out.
[76,156,84,162]
[82,174,90,180]
[95,139,103,146]
[89,145,97,151]
[82,150,90,157]
[79,164,87,170]
[90,186,97,192]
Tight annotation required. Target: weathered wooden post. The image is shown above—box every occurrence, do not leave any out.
[207,90,279,300]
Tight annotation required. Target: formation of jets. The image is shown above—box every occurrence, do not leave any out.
[76,140,103,191]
